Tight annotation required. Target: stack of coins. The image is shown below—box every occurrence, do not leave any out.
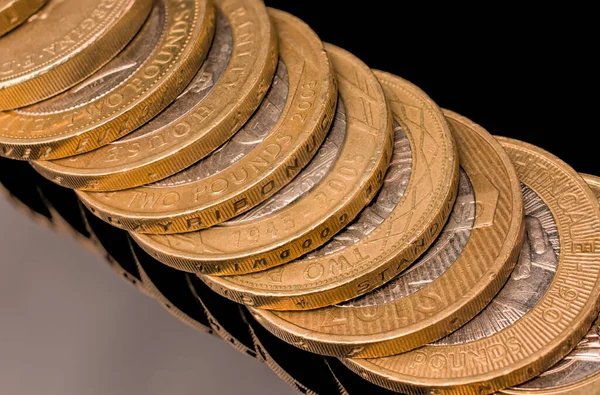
[1,1,599,394]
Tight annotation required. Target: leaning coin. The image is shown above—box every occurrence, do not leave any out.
[80,8,337,234]
[33,0,278,191]
[248,110,524,357]
[196,71,458,309]
[498,174,600,395]
[343,137,600,395]
[0,0,153,110]
[134,43,394,275]
[0,0,48,37]
[0,0,214,160]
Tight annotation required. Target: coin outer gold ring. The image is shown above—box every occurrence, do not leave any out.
[82,8,337,234]
[247,110,524,358]
[0,0,214,159]
[33,0,279,192]
[198,71,459,310]
[0,0,48,37]
[499,175,600,395]
[0,0,154,111]
[140,43,393,276]
[344,137,600,395]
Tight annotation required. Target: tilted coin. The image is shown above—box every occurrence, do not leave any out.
[499,174,600,395]
[198,71,458,310]
[33,0,278,191]
[81,7,337,234]
[249,110,524,358]
[130,239,214,335]
[0,0,48,37]
[0,0,153,110]
[135,43,394,276]
[344,137,600,395]
[0,0,214,160]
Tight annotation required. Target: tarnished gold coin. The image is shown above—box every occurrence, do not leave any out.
[79,8,337,234]
[33,0,278,191]
[344,137,600,395]
[196,71,458,310]
[0,0,48,37]
[0,0,153,110]
[0,0,214,159]
[133,44,393,275]
[248,110,524,358]
[499,174,600,395]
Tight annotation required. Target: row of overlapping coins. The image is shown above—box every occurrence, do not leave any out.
[2,0,600,394]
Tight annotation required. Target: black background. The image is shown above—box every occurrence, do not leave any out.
[263,2,594,176]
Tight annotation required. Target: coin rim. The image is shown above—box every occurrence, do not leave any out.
[82,7,338,234]
[246,109,524,358]
[143,43,394,275]
[197,71,459,310]
[0,0,213,159]
[33,0,279,191]
[343,136,600,393]
[499,173,600,395]
[0,0,154,111]
[0,0,49,37]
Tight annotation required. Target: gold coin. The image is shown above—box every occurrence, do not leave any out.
[134,43,394,276]
[0,0,153,110]
[248,110,524,358]
[498,174,600,395]
[343,137,600,395]
[0,0,214,159]
[79,8,337,234]
[32,0,278,191]
[196,71,459,310]
[0,0,48,37]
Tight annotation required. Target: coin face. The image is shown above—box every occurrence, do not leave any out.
[0,0,48,37]
[500,174,600,395]
[247,111,524,358]
[33,0,279,191]
[0,0,214,159]
[344,136,600,394]
[82,7,338,234]
[0,0,153,110]
[197,71,459,310]
[134,43,394,276]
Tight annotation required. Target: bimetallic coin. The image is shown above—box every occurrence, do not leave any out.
[344,137,600,395]
[83,7,337,234]
[136,43,394,276]
[249,110,524,357]
[499,174,600,395]
[0,0,48,37]
[33,0,278,191]
[0,0,153,110]
[0,0,214,159]
[198,71,459,310]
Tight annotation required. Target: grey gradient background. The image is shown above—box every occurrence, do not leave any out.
[0,198,296,395]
